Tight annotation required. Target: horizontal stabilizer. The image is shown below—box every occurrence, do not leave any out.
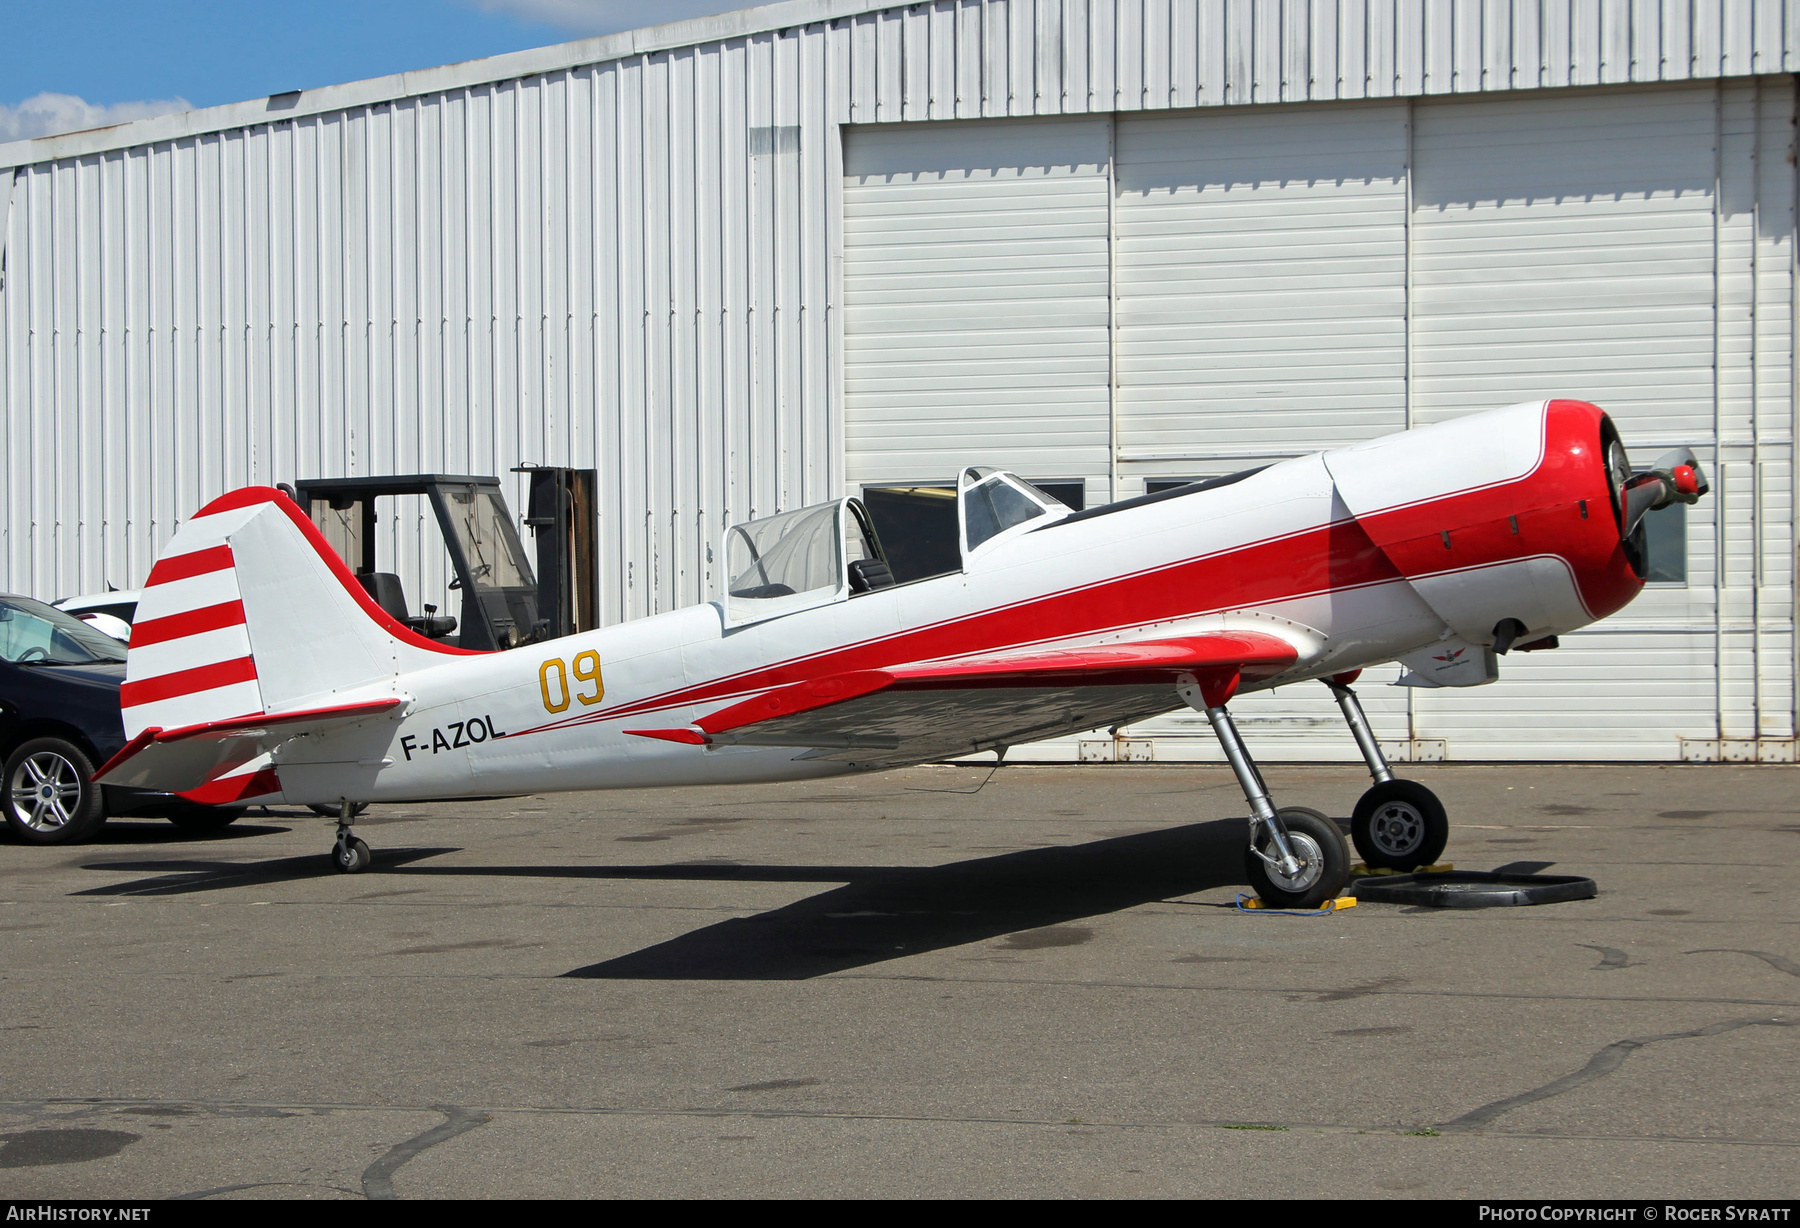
[94,698,404,802]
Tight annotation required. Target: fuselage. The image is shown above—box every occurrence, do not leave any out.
[262,398,1639,805]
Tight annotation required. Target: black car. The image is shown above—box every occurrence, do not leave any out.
[0,594,238,843]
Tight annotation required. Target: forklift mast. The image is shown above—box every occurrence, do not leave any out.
[290,470,598,652]
[515,466,598,642]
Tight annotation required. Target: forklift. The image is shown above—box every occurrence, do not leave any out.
[287,468,598,651]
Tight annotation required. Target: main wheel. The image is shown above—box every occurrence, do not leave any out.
[333,836,371,873]
[1246,807,1351,909]
[1351,779,1448,870]
[165,804,244,833]
[2,737,108,845]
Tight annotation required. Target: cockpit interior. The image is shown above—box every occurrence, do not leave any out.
[720,468,1075,625]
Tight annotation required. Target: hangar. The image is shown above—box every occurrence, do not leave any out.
[0,0,1795,763]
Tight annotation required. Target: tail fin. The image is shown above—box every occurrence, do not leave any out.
[122,487,481,740]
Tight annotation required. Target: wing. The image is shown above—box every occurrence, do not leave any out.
[93,698,403,804]
[626,632,1297,769]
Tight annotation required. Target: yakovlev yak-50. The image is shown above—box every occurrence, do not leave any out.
[94,399,1706,908]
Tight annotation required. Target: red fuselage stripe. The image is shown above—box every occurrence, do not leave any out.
[659,518,1389,718]
[130,601,248,647]
[121,656,259,708]
[506,513,1404,740]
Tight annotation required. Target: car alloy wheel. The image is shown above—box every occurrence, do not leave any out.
[2,737,107,844]
[10,750,84,831]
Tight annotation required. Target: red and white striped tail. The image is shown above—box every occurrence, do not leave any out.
[124,540,264,735]
[122,487,480,742]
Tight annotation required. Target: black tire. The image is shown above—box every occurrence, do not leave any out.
[1246,807,1351,909]
[165,805,244,833]
[333,836,372,873]
[309,802,369,819]
[2,737,108,845]
[1351,779,1449,870]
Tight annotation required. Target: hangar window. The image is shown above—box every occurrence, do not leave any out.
[1144,472,1267,497]
[862,475,1079,583]
[1639,495,1687,585]
[1044,467,1272,532]
[1027,481,1085,511]
[860,485,959,583]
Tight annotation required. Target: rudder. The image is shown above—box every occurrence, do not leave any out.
[123,487,481,740]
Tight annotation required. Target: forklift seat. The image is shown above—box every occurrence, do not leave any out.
[357,572,411,621]
[357,573,459,639]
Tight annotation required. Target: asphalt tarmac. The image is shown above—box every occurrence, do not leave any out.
[0,762,1795,1200]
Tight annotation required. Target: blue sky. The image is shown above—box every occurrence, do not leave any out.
[2,1,750,141]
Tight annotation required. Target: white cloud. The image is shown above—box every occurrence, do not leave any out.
[0,93,192,144]
[466,0,751,36]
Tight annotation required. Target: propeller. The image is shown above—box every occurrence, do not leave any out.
[1620,447,1708,537]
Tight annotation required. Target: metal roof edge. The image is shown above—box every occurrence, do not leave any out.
[0,0,886,170]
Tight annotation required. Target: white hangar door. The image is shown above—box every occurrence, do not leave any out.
[1103,102,1414,762]
[1405,85,1730,761]
[1110,83,1793,763]
[841,117,1114,497]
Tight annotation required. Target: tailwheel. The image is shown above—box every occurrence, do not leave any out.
[1246,808,1351,909]
[333,834,372,873]
[1351,779,1448,871]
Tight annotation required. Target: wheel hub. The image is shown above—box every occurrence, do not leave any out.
[9,753,81,832]
[1370,802,1425,856]
[1264,831,1324,892]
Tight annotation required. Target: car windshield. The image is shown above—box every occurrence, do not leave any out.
[0,597,128,665]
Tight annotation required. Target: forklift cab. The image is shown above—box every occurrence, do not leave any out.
[292,471,595,652]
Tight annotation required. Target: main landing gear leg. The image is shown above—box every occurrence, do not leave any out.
[1324,674,1448,872]
[1195,692,1350,910]
[331,799,372,873]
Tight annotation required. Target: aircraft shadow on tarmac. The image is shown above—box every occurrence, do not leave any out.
[75,819,1252,979]
[73,848,459,895]
[560,819,1248,980]
[82,822,293,845]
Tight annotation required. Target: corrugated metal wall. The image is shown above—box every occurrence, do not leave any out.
[837,0,1800,121]
[0,33,842,623]
[1,0,1796,644]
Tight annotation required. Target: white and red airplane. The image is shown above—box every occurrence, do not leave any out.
[95,398,1705,908]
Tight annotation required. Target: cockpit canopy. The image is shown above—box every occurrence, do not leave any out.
[958,467,1065,552]
[721,469,1068,625]
[724,498,889,625]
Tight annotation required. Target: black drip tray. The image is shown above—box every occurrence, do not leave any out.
[1352,870,1598,909]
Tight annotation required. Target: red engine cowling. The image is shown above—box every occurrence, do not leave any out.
[1322,399,1706,648]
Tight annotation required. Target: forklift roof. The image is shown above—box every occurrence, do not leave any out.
[294,475,502,499]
